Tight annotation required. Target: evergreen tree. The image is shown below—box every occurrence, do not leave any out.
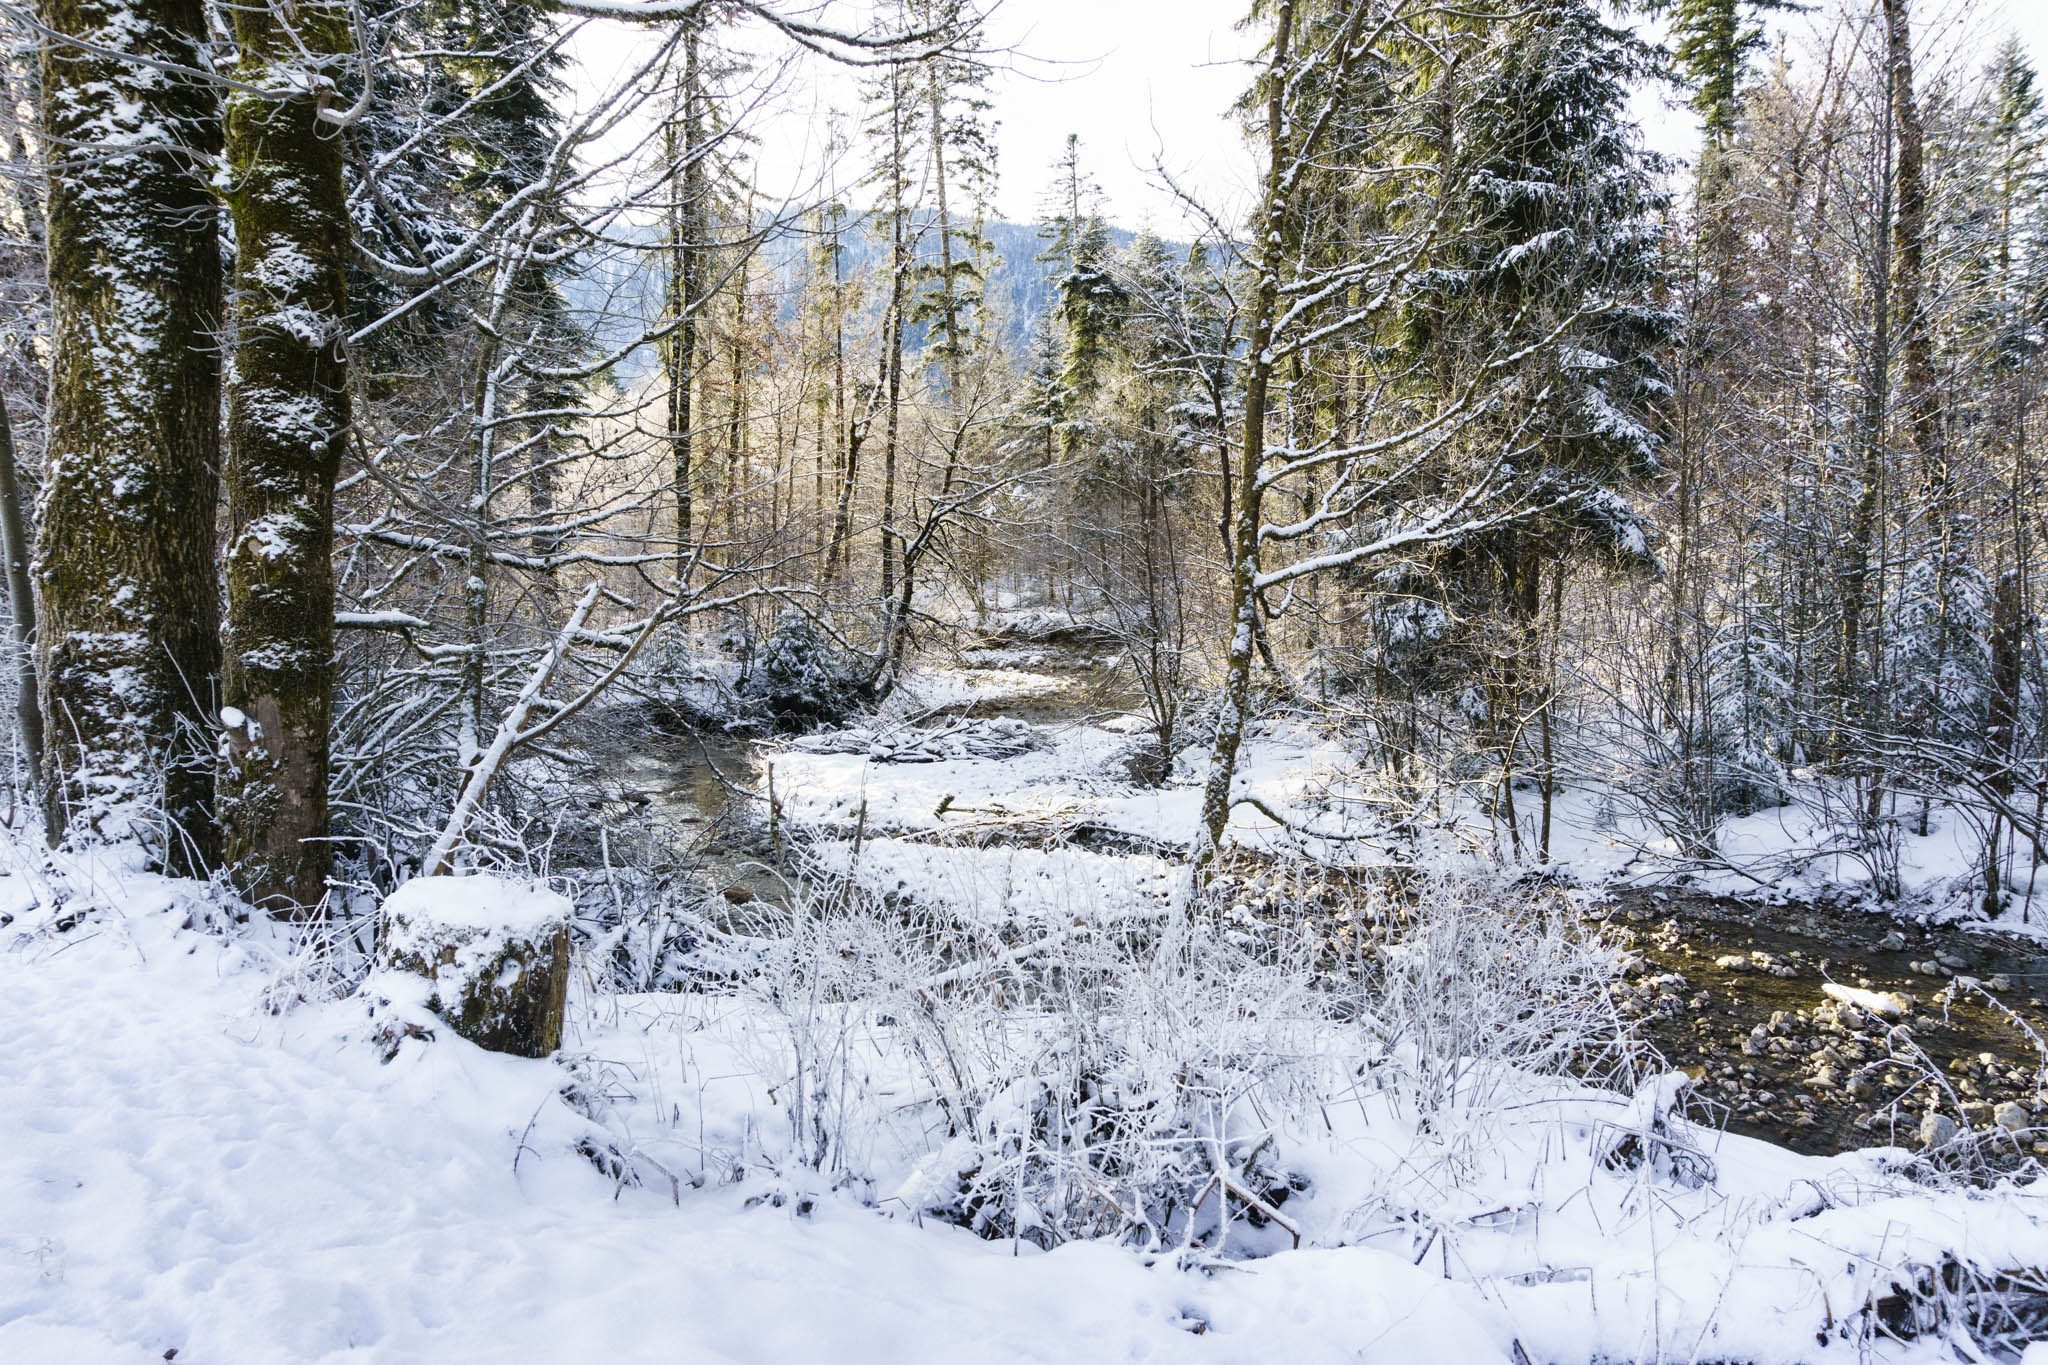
[1651,0,1800,141]
[1036,136,1125,454]
[1887,541,1995,756]
[1403,0,1675,730]
[1705,595,1795,812]
[909,0,997,383]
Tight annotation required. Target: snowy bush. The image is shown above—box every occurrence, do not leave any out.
[738,613,875,729]
[886,918,1328,1253]
[1349,873,1647,1141]
[719,871,1330,1253]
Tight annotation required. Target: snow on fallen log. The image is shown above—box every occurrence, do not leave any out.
[366,875,572,1058]
[789,716,1045,764]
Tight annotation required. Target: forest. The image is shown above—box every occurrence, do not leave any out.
[4,0,2048,1359]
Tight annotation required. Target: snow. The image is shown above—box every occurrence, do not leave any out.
[1824,982,1913,1021]
[807,836,1177,926]
[0,854,1520,1363]
[3,830,2046,1363]
[383,872,572,937]
[7,656,2048,1363]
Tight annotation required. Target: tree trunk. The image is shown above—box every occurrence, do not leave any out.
[1884,0,1944,521]
[664,24,704,581]
[217,0,353,912]
[35,0,222,870]
[0,395,43,794]
[1193,0,1295,883]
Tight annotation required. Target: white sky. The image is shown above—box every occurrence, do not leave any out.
[569,0,2048,235]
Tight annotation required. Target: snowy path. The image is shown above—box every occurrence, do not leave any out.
[0,866,1513,1364]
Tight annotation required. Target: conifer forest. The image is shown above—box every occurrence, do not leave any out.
[8,0,2048,1359]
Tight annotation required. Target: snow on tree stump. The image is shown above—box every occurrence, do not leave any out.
[375,876,572,1058]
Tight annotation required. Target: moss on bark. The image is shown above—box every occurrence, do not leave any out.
[35,0,223,868]
[217,0,353,911]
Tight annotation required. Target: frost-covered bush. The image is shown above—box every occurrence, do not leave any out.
[739,613,874,729]
[1353,874,1644,1137]
[887,919,1328,1253]
[727,876,1329,1253]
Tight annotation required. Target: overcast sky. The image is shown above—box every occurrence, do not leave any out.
[975,0,2048,231]
[569,0,2048,235]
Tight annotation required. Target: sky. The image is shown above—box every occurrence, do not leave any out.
[569,0,2048,235]
[974,0,2048,231]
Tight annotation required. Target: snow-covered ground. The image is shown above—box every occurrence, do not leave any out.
[0,850,1504,1364]
[6,845,2047,1361]
[6,662,2047,1363]
[777,658,2048,938]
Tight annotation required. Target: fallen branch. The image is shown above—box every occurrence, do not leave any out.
[422,582,601,876]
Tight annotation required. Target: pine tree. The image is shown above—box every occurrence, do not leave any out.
[1705,595,1795,813]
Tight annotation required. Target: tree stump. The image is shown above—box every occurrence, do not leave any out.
[375,876,572,1058]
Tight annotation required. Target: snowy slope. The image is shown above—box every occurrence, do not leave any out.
[0,853,1513,1364]
[5,841,2046,1363]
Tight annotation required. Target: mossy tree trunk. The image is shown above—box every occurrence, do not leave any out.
[34,0,222,871]
[217,0,352,911]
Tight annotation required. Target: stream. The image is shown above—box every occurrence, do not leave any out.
[603,638,2048,1159]
[1602,887,2048,1156]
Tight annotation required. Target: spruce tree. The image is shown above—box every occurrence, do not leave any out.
[1405,0,1674,771]
[1651,0,1800,141]
[1036,137,1125,453]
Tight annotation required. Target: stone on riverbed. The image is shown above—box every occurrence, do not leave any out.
[366,875,572,1059]
[1822,982,1910,1022]
[1919,1112,1958,1150]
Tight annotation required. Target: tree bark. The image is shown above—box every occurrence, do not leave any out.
[1883,0,1943,517]
[217,0,353,911]
[0,395,43,794]
[1193,0,1296,882]
[663,23,705,581]
[35,0,222,869]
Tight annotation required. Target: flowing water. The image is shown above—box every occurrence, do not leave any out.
[605,643,2048,1157]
